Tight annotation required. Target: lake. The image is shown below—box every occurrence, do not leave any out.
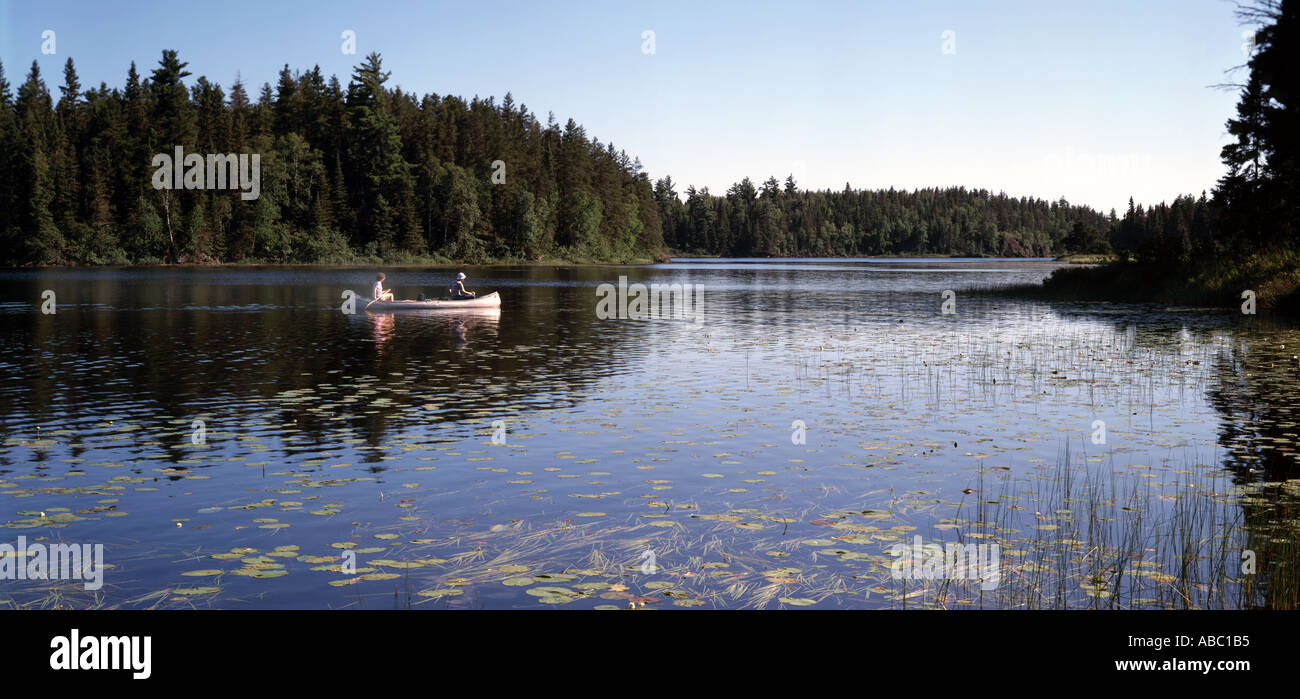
[2,259,1297,609]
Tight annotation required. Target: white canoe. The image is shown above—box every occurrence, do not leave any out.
[365,292,501,310]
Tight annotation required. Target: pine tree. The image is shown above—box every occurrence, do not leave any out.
[148,50,195,147]
[0,61,16,256]
[15,61,64,263]
[346,52,420,254]
[1214,0,1298,253]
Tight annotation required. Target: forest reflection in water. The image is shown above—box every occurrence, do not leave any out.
[0,263,1296,608]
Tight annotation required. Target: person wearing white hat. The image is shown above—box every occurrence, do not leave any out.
[449,272,476,300]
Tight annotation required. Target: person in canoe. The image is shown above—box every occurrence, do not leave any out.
[373,272,395,302]
[449,272,476,300]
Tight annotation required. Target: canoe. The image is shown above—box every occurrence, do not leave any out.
[364,291,501,310]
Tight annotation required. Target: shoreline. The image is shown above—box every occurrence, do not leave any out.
[1,252,1068,270]
[995,253,1300,316]
[0,257,670,271]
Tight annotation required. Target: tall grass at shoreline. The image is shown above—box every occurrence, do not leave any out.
[889,443,1300,610]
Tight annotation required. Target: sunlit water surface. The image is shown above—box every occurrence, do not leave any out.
[1,259,1297,609]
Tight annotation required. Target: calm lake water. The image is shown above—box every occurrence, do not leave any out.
[2,259,1297,609]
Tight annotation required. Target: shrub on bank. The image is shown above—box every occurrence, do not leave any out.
[1007,247,1300,315]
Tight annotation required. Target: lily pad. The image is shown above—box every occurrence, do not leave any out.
[526,586,577,597]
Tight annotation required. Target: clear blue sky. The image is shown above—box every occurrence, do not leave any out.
[1,0,1252,212]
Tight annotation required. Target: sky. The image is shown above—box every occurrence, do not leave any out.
[0,0,1255,212]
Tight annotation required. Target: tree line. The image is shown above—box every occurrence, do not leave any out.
[0,51,664,265]
[652,178,1115,257]
[0,49,1138,267]
[3,8,1294,269]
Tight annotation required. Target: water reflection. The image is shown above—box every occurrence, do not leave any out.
[1203,323,1300,609]
[1,264,1298,609]
[1049,308,1300,608]
[368,312,396,356]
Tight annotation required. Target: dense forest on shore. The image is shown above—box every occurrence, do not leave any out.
[0,0,1293,277]
[1,50,1126,267]
[0,52,664,265]
[654,179,1112,258]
